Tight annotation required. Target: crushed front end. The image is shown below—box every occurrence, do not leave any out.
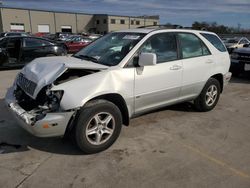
[5,73,75,137]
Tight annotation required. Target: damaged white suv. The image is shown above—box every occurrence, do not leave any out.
[5,29,231,153]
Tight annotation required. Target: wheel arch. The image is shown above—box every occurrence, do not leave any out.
[88,93,130,126]
[211,73,223,93]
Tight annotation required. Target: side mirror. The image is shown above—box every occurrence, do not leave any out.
[138,53,157,67]
[243,43,249,48]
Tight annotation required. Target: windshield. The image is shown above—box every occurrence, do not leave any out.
[73,32,146,66]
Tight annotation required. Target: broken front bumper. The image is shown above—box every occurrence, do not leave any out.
[5,87,74,137]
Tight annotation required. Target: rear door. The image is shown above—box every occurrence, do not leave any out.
[134,32,183,114]
[177,33,213,99]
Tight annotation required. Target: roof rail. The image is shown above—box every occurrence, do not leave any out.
[138,24,184,29]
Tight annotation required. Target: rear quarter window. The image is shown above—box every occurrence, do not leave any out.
[200,33,227,52]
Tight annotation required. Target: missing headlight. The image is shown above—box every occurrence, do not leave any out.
[44,90,64,112]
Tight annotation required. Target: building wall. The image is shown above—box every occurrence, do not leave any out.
[108,16,159,31]
[0,7,160,34]
[54,12,77,33]
[76,14,94,33]
[29,10,55,33]
[108,16,130,32]
[0,8,31,32]
[95,15,108,34]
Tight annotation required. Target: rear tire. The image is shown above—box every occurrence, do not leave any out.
[74,100,122,154]
[194,78,221,112]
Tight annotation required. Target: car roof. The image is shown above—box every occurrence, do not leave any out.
[4,36,48,40]
[3,36,56,43]
[115,28,216,35]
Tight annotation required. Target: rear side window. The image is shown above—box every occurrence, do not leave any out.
[200,33,227,52]
[178,33,210,59]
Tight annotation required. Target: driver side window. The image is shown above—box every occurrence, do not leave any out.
[140,33,178,64]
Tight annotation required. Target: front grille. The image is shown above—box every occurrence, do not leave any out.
[17,73,37,96]
[238,53,250,62]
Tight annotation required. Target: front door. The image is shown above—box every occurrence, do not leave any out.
[134,32,183,114]
[6,37,22,66]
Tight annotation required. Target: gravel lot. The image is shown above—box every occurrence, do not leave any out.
[0,70,250,188]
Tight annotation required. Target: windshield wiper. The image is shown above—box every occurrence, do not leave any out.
[73,54,99,63]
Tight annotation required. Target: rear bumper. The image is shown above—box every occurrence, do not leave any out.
[223,72,232,86]
[5,86,74,137]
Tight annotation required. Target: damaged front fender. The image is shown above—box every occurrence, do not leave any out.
[51,68,135,117]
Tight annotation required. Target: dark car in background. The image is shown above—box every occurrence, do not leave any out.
[0,32,29,38]
[230,44,250,76]
[0,36,67,69]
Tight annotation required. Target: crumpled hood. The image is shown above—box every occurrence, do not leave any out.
[19,56,108,98]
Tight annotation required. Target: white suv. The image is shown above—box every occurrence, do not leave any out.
[5,29,231,153]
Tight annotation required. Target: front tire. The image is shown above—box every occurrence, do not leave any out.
[194,78,221,112]
[74,100,122,154]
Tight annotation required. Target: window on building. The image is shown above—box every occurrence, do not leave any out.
[103,19,107,24]
[153,22,157,26]
[131,20,134,25]
[120,19,125,24]
[136,21,140,25]
[96,20,100,25]
[111,19,116,24]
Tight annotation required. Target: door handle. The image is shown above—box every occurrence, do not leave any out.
[206,59,213,64]
[170,65,182,70]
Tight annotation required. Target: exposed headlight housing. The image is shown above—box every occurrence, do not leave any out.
[45,90,64,111]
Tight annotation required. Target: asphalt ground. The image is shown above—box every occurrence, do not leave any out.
[0,70,250,188]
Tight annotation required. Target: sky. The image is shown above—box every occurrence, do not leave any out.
[2,0,250,28]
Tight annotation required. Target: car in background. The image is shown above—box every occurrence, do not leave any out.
[88,34,102,40]
[0,32,29,38]
[230,43,250,76]
[224,37,250,53]
[64,36,93,53]
[55,32,72,41]
[0,36,67,69]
